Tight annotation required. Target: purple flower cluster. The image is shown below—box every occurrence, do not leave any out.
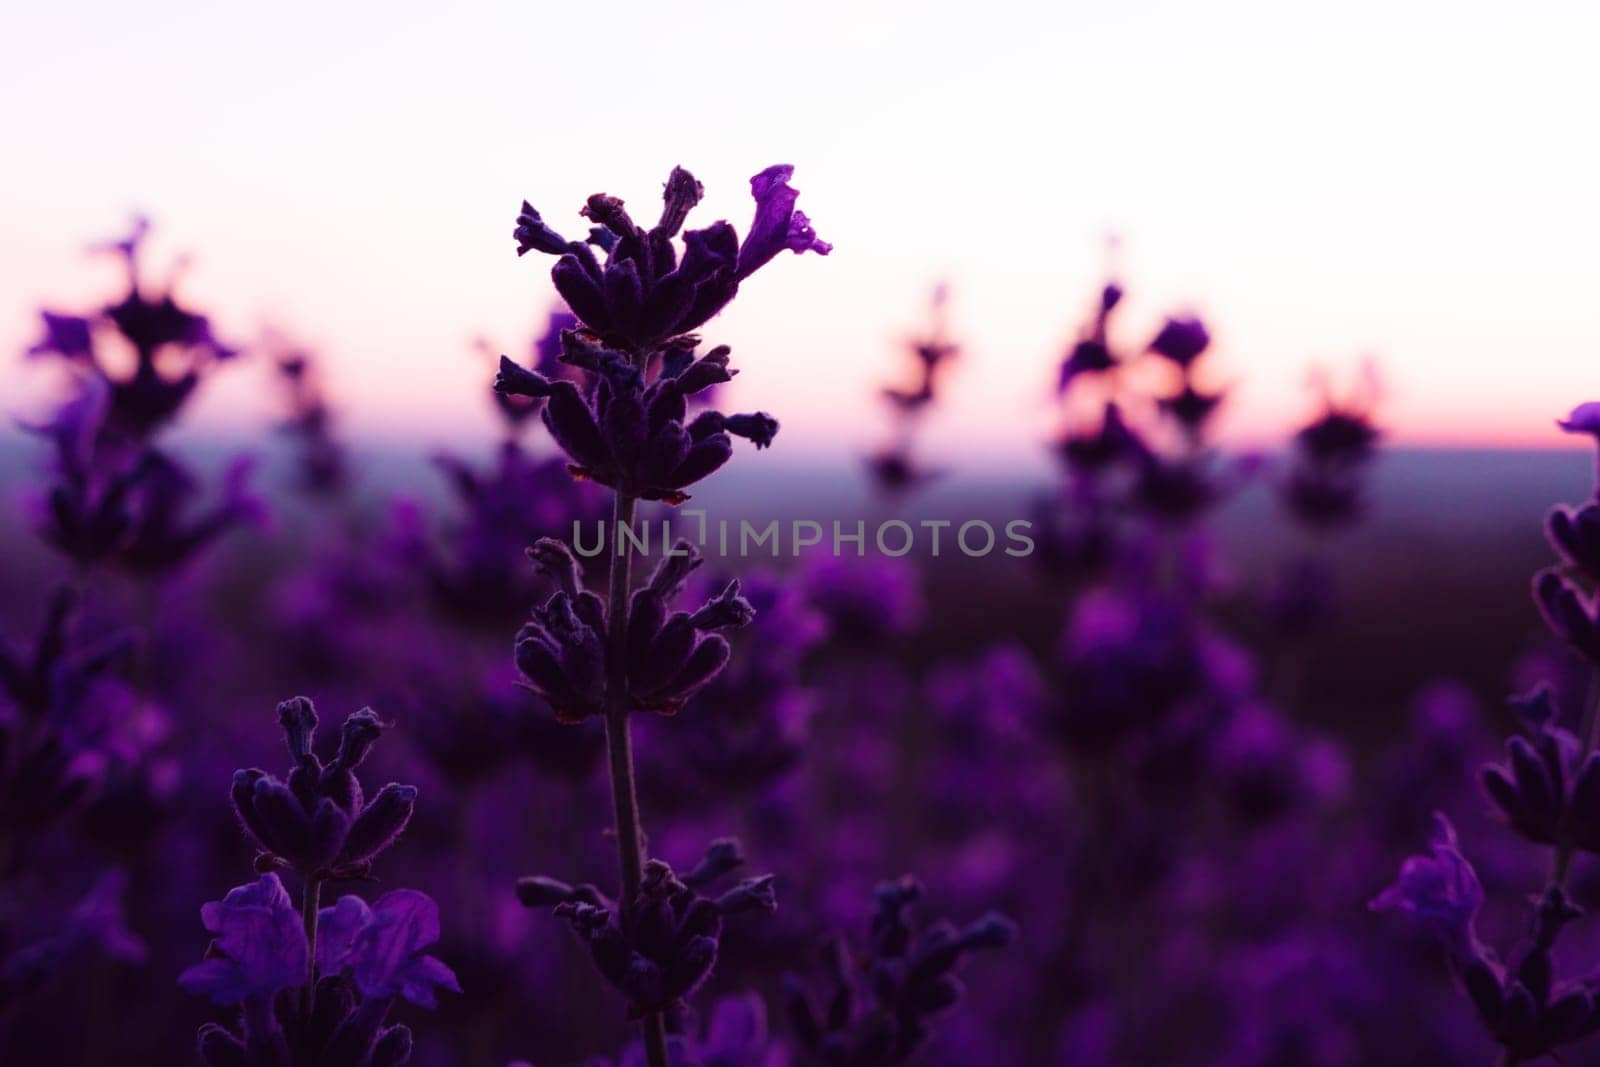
[180,697,455,1066]
[10,163,1568,1067]
[1370,405,1600,1064]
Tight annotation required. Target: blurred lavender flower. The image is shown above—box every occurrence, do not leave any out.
[272,344,349,498]
[1280,368,1381,530]
[1147,315,1211,368]
[28,218,238,443]
[22,222,260,576]
[416,442,605,627]
[867,285,957,497]
[782,877,1014,1065]
[799,556,922,648]
[0,870,146,1008]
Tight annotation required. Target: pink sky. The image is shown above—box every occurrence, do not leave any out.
[2,1,1597,466]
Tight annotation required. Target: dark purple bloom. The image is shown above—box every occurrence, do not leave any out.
[26,311,94,361]
[23,372,262,573]
[178,874,308,1005]
[491,308,583,429]
[112,451,264,575]
[1055,403,1150,474]
[512,165,827,354]
[29,219,238,443]
[736,165,833,280]
[1157,382,1225,430]
[514,540,751,722]
[1147,315,1210,367]
[1296,409,1379,464]
[316,890,460,1008]
[230,699,417,879]
[495,336,776,503]
[518,840,776,1019]
[1057,339,1116,392]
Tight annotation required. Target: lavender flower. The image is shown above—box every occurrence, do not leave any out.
[316,890,461,1008]
[184,704,451,1067]
[1280,371,1381,529]
[517,840,776,1019]
[867,286,957,497]
[513,539,751,722]
[273,345,349,498]
[28,218,238,443]
[1147,315,1211,368]
[494,338,775,504]
[230,698,417,880]
[489,308,582,430]
[782,877,1014,1065]
[178,874,309,1005]
[511,164,828,355]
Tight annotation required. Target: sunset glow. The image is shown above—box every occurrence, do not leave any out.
[2,0,1596,462]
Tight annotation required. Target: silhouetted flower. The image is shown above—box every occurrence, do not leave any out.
[30,218,238,443]
[514,540,751,722]
[518,840,776,1019]
[1147,315,1210,367]
[513,165,828,354]
[495,336,776,504]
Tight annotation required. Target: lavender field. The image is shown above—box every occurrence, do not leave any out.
[3,4,1598,1063]
[1,190,1598,1067]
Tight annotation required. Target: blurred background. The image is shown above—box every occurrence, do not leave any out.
[3,3,1600,1065]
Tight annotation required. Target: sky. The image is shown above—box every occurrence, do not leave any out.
[1,0,1596,470]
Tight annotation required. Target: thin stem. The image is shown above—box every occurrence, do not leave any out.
[599,489,669,1067]
[302,876,322,989]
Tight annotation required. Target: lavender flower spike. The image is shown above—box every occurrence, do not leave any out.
[518,840,776,1020]
[513,540,753,722]
[511,164,828,353]
[230,698,418,879]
